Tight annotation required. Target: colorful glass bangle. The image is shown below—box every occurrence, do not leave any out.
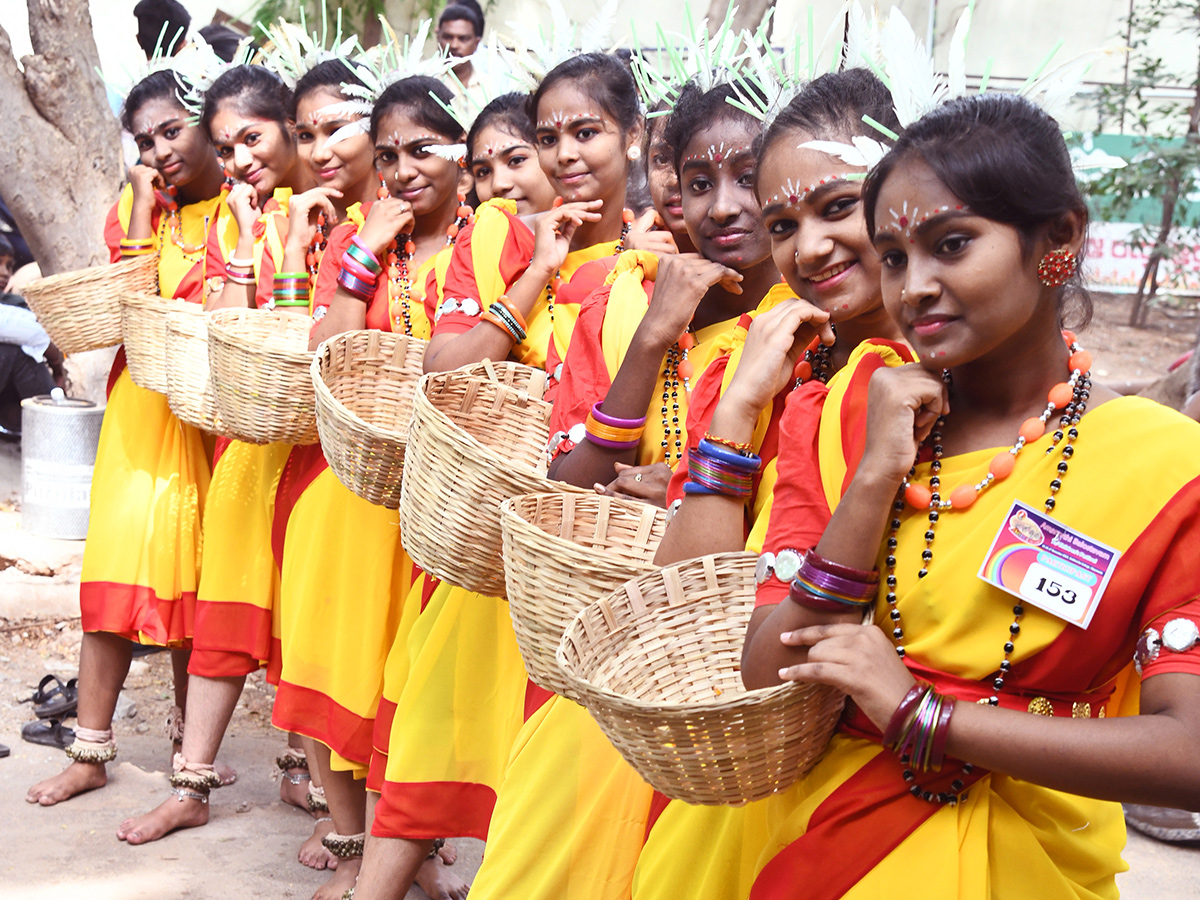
[348,237,383,273]
[584,431,640,450]
[273,290,309,301]
[493,294,528,331]
[225,272,256,285]
[272,297,309,308]
[590,402,646,430]
[485,301,527,343]
[119,238,155,249]
[682,481,725,496]
[929,694,956,769]
[336,269,375,302]
[120,247,155,257]
[340,254,379,284]
[788,576,873,612]
[275,271,309,280]
[696,439,762,471]
[796,557,878,600]
[686,452,754,499]
[804,549,880,585]
[703,433,755,455]
[883,683,928,748]
[481,308,524,343]
[584,411,645,445]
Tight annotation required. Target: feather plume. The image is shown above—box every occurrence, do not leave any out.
[800,136,890,170]
[1020,49,1117,120]
[841,1,881,71]
[579,0,619,54]
[726,22,807,128]
[425,143,468,162]
[876,6,945,127]
[947,2,973,98]
[631,1,751,110]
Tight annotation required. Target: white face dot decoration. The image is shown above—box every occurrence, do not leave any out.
[681,142,752,170]
[762,174,857,209]
[878,201,969,243]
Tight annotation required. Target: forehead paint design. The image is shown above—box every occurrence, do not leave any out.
[681,142,752,169]
[877,201,968,243]
[536,109,601,131]
[302,102,373,152]
[477,140,531,160]
[763,174,857,209]
[134,116,183,139]
[380,131,444,150]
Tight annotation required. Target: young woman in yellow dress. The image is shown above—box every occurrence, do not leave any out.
[25,66,225,808]
[739,91,1200,900]
[631,69,912,900]
[114,59,377,865]
[464,79,785,900]
[270,74,468,900]
[353,52,647,900]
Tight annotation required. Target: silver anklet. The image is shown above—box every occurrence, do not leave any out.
[172,787,209,804]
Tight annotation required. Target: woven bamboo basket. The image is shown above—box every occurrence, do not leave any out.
[165,308,223,433]
[399,359,588,598]
[21,254,159,354]
[120,292,192,394]
[500,492,668,698]
[557,552,847,806]
[312,330,429,508]
[207,308,317,444]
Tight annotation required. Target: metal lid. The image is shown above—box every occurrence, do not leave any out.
[22,394,97,410]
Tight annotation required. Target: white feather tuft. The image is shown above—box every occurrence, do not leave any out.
[947,3,973,98]
[425,143,467,162]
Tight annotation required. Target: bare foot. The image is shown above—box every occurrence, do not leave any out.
[117,793,209,844]
[299,818,340,871]
[215,761,237,787]
[437,841,457,866]
[26,761,107,806]
[415,855,470,900]
[313,856,360,900]
[280,768,311,811]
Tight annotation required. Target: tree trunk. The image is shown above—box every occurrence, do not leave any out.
[0,0,122,275]
[707,0,777,37]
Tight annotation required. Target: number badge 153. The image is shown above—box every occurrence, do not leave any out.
[977,500,1121,629]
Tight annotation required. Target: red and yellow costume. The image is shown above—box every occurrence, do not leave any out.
[466,273,792,899]
[271,200,438,776]
[79,185,219,644]
[650,342,1200,900]
[187,189,294,680]
[371,201,618,840]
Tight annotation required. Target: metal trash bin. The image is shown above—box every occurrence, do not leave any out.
[20,392,105,540]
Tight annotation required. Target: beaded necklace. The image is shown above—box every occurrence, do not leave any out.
[375,183,471,337]
[160,185,206,262]
[881,335,1093,805]
[306,212,329,283]
[660,331,695,466]
[544,207,634,326]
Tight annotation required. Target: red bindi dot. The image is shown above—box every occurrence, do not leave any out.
[713,153,723,163]
[789,194,799,204]
[898,216,909,228]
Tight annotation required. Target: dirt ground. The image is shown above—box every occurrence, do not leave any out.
[1,291,1198,899]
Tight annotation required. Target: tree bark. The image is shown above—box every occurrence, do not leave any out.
[0,0,122,275]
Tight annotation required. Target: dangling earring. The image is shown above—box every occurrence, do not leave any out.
[377,170,390,200]
[626,145,642,162]
[1037,247,1077,287]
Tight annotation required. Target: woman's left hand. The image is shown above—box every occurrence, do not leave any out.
[778,622,916,730]
[623,209,679,256]
[594,462,673,507]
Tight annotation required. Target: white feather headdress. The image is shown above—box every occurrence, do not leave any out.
[499,0,620,93]
[257,8,361,90]
[630,3,750,114]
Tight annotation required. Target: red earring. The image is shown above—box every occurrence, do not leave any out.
[377,171,390,200]
[1037,247,1077,287]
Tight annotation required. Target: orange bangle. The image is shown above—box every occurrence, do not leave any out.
[494,294,528,331]
[704,433,754,455]
[480,309,518,340]
[585,411,645,443]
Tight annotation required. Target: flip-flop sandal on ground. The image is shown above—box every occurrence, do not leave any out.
[1125,803,1200,843]
[21,718,75,749]
[0,744,9,758]
[20,674,66,708]
[32,676,78,720]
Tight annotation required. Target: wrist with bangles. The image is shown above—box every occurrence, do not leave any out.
[683,436,762,499]
[119,237,155,257]
[482,295,528,343]
[584,402,645,450]
[882,682,957,773]
[785,549,878,613]
[272,272,310,308]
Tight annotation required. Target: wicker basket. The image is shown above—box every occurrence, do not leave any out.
[207,308,317,444]
[312,330,430,508]
[557,552,846,806]
[120,292,192,394]
[501,492,667,698]
[22,255,159,354]
[165,309,223,433]
[399,360,588,598]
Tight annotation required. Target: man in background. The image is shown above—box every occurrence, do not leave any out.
[133,0,191,57]
[437,2,483,91]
